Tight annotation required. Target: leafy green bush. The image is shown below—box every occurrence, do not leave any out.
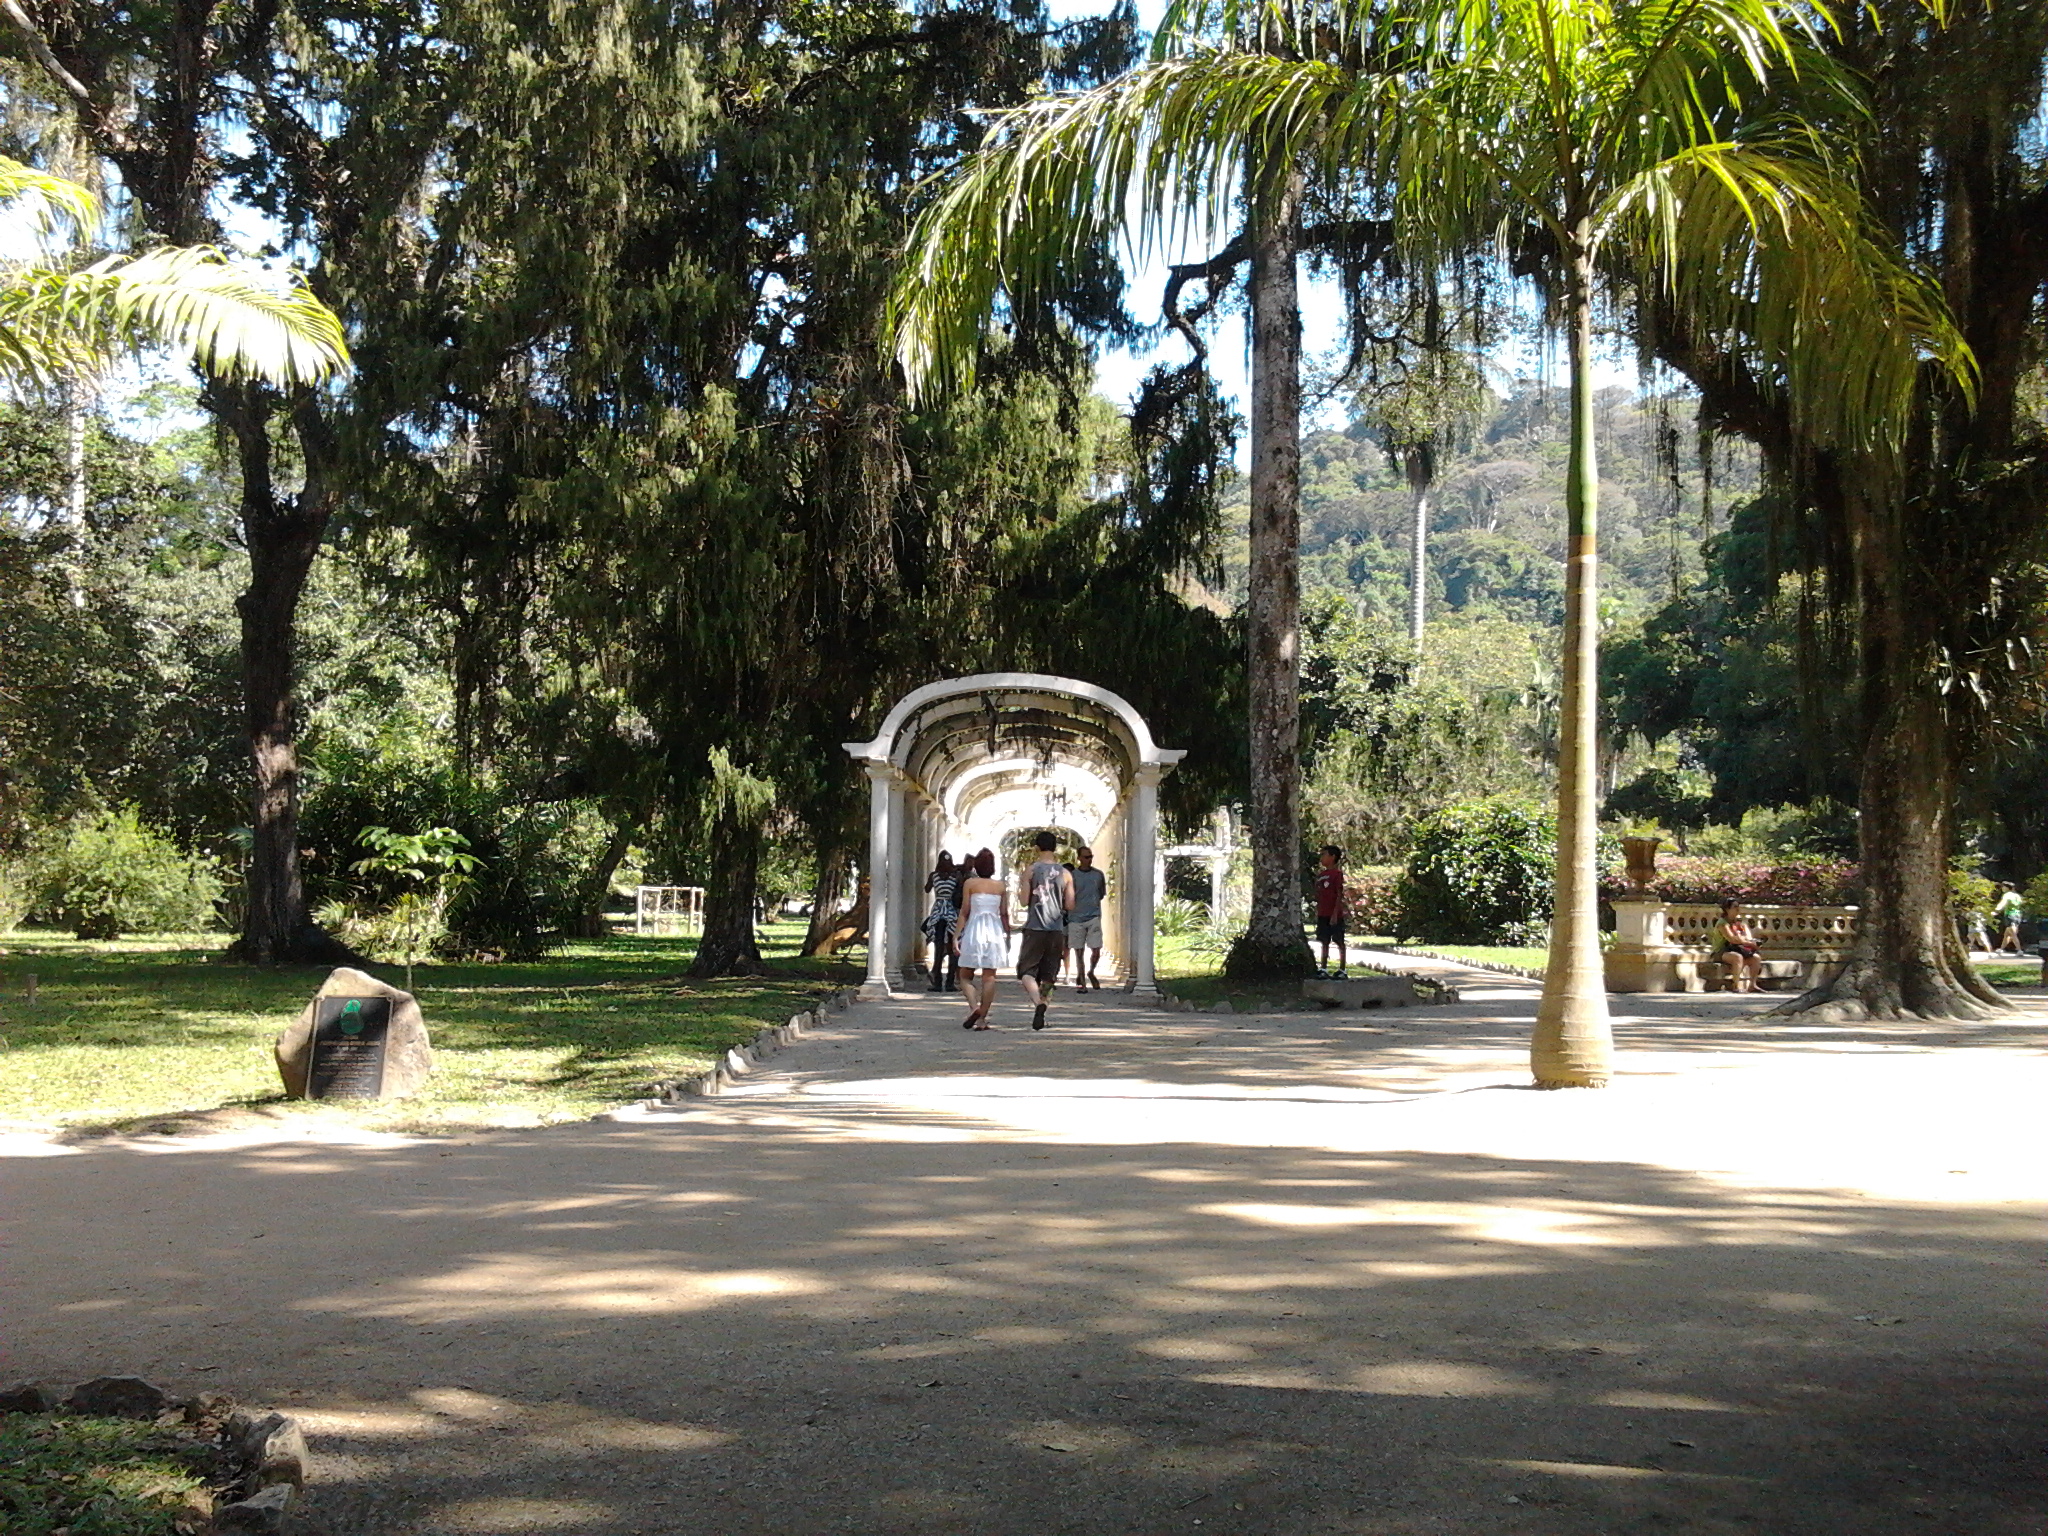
[34,807,221,939]
[1344,865,1403,936]
[1398,799,1557,944]
[0,860,30,932]
[301,744,606,960]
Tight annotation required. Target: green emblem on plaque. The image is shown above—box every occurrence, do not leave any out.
[340,998,365,1035]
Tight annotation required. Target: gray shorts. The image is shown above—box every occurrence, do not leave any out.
[1066,915,1104,949]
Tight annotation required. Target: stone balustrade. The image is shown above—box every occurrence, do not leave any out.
[1605,900,1860,993]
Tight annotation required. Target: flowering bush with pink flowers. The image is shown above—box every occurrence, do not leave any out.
[1602,857,1861,907]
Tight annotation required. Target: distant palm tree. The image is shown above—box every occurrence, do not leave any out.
[0,157,348,388]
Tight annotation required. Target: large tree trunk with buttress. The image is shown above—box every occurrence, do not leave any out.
[1224,164,1313,980]
[688,813,768,977]
[221,393,355,966]
[1774,589,2005,1020]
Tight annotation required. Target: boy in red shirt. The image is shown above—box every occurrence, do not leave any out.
[1314,844,1348,979]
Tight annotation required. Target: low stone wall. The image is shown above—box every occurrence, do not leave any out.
[1605,900,1860,993]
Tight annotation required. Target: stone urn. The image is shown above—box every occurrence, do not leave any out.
[1620,835,1664,893]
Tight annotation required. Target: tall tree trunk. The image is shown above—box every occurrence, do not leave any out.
[1224,164,1313,980]
[1531,245,1613,1088]
[802,842,853,956]
[221,392,353,966]
[1775,535,2004,1019]
[1405,449,1431,650]
[688,812,768,977]
[569,805,646,939]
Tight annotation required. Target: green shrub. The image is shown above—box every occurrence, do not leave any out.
[300,743,605,960]
[1398,798,1556,944]
[35,807,222,939]
[1345,865,1403,936]
[1154,895,1212,936]
[0,860,30,932]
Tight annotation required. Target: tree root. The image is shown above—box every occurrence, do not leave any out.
[1767,951,2014,1022]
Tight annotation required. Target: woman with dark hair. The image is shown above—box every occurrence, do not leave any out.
[1715,897,1763,993]
[923,851,964,993]
[953,847,1009,1029]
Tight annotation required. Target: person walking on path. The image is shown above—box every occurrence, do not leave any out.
[1019,831,1074,1030]
[1065,846,1109,990]
[1994,881,2025,955]
[954,848,1010,1029]
[1314,845,1348,979]
[923,852,964,993]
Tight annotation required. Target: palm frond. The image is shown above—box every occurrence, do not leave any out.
[0,246,351,388]
[0,156,97,237]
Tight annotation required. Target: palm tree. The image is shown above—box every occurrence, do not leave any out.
[0,157,349,388]
[890,0,1962,1043]
[890,0,1408,978]
[1388,0,1969,1084]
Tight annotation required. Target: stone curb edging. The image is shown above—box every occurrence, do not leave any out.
[0,1375,309,1533]
[645,986,861,1103]
[1382,946,1546,981]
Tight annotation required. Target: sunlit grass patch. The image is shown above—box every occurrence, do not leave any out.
[0,923,861,1135]
[0,1414,221,1536]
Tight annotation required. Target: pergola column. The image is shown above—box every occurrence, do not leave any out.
[859,760,894,998]
[1127,763,1165,996]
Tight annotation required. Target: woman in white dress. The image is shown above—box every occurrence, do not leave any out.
[953,847,1010,1030]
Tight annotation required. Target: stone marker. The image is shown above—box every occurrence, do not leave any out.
[65,1376,169,1419]
[276,967,433,1100]
[0,1381,58,1414]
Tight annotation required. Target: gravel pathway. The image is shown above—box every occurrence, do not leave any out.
[4,981,2044,1534]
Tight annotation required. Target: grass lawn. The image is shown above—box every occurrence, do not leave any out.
[0,921,862,1137]
[1381,942,1548,972]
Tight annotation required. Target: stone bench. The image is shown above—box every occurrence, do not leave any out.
[1605,901,1857,994]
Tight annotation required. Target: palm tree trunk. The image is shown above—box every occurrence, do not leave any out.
[1531,245,1613,1087]
[1224,164,1313,980]
[1407,457,1430,649]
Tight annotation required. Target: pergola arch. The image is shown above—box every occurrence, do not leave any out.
[844,673,1184,995]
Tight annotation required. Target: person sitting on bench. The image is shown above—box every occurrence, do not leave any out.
[1715,898,1764,993]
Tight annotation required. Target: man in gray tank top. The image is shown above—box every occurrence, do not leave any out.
[1066,846,1109,989]
[1017,830,1073,1030]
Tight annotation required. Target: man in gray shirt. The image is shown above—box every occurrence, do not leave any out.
[1017,831,1074,1030]
[1065,846,1109,990]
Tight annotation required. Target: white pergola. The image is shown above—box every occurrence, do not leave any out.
[842,673,1185,997]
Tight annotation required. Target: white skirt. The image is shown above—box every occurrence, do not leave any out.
[958,910,1008,971]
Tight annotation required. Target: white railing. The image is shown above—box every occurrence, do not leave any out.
[1607,900,1859,993]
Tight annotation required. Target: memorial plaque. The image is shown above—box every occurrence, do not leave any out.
[307,995,392,1099]
[278,968,433,1100]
